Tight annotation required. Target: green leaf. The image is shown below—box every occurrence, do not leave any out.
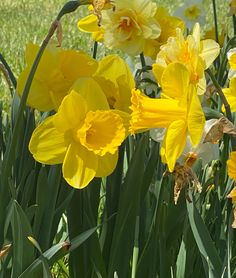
[186,196,223,277]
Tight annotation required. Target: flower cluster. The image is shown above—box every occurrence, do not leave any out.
[17,1,226,193]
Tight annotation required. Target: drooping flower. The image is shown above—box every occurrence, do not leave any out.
[17,42,98,111]
[222,77,236,112]
[174,0,205,30]
[29,78,129,189]
[144,7,185,58]
[100,0,161,55]
[130,62,205,171]
[152,23,220,95]
[227,151,236,181]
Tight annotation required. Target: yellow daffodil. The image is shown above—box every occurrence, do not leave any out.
[174,0,205,30]
[130,63,205,171]
[153,23,220,95]
[222,78,236,112]
[144,7,185,59]
[29,78,129,189]
[93,55,135,112]
[17,42,98,111]
[227,151,236,181]
[100,0,161,55]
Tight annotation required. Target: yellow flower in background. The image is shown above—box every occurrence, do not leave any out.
[222,78,236,112]
[29,78,129,189]
[130,63,205,171]
[174,0,205,30]
[17,42,98,111]
[144,7,185,59]
[153,23,220,95]
[93,55,135,112]
[227,151,236,181]
[100,0,161,55]
[78,14,104,42]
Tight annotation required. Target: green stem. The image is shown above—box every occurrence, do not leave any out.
[140,53,146,68]
[0,53,17,88]
[212,0,219,43]
[233,15,236,36]
[92,41,98,59]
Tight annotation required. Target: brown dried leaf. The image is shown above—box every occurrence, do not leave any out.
[204,117,236,143]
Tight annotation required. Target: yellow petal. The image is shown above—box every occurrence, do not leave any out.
[29,117,68,164]
[53,91,87,132]
[197,76,206,95]
[59,50,98,80]
[25,42,59,79]
[199,39,220,69]
[192,23,201,49]
[161,120,187,172]
[188,90,205,147]
[96,151,118,177]
[78,14,100,33]
[62,142,98,189]
[17,69,54,111]
[95,55,135,88]
[152,63,165,85]
[161,63,190,99]
[71,77,110,110]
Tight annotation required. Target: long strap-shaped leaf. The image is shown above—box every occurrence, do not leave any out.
[186,196,223,277]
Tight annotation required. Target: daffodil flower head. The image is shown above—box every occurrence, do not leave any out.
[100,0,161,55]
[17,42,98,111]
[153,23,220,95]
[159,63,205,171]
[174,0,205,30]
[29,78,129,188]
